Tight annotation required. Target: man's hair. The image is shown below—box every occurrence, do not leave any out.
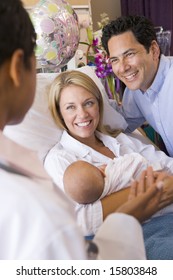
[0,0,36,68]
[101,15,158,55]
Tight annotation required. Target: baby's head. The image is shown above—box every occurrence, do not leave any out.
[63,160,105,204]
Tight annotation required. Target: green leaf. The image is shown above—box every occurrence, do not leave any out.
[86,27,94,45]
[79,42,90,46]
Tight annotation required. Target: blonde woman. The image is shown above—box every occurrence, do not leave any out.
[44,70,173,259]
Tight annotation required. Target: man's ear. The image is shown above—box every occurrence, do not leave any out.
[150,40,160,59]
[9,49,24,87]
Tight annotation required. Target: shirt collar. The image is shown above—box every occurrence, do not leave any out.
[145,55,170,95]
[95,131,120,157]
[60,130,90,158]
[60,130,120,158]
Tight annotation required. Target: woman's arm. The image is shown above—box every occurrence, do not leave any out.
[101,187,130,220]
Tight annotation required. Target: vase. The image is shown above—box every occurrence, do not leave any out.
[103,75,120,104]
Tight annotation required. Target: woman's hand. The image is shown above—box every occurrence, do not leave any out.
[116,167,164,222]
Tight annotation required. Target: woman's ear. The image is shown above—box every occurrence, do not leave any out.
[9,49,24,87]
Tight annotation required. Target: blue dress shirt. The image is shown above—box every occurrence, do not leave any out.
[121,55,173,156]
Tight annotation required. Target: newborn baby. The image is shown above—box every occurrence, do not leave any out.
[63,153,162,204]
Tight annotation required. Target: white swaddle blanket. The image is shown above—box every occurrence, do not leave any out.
[100,152,162,199]
[100,153,173,217]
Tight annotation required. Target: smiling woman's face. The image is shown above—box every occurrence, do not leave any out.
[59,84,100,143]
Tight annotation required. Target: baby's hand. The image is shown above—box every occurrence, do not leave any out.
[97,164,107,176]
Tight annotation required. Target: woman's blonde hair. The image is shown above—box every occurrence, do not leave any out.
[48,70,120,136]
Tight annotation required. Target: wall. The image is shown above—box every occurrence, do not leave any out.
[22,0,89,7]
[68,0,122,31]
[68,0,89,5]
[91,0,121,31]
[22,0,122,67]
[22,1,122,31]
[22,0,39,6]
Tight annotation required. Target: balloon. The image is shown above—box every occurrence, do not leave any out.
[29,0,79,71]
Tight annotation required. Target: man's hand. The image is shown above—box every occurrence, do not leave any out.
[159,175,173,209]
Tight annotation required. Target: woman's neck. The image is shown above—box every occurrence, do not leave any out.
[70,132,99,149]
[68,131,115,159]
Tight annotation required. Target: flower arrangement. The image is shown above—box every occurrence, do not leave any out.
[78,13,120,102]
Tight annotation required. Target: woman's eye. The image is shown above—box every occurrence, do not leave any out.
[66,105,75,110]
[85,101,94,107]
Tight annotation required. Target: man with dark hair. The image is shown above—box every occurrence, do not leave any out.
[102,15,173,157]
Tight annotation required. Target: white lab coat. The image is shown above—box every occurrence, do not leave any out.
[0,132,86,259]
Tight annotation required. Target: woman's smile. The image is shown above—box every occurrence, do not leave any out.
[75,120,92,127]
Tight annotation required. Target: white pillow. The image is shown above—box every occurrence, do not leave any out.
[4,66,127,160]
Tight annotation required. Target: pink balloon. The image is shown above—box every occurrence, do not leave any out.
[40,18,55,34]
[29,0,79,71]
